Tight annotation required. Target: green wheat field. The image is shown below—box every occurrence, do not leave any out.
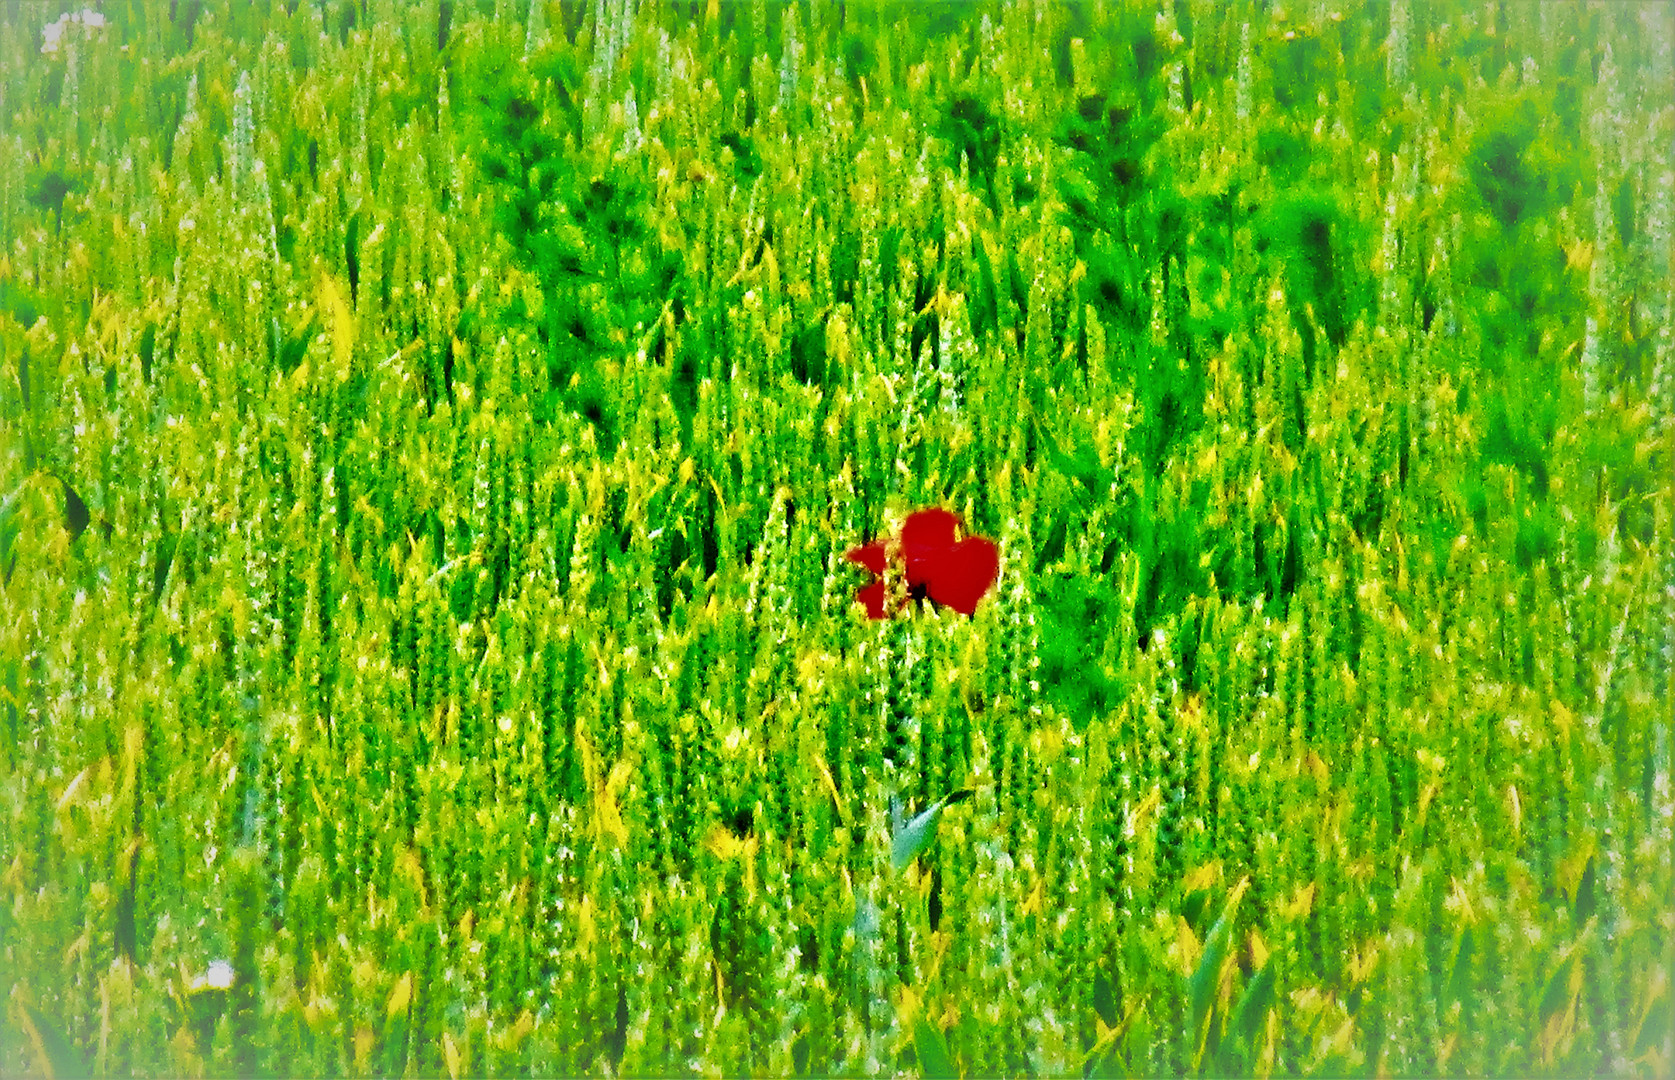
[2,1,1672,1076]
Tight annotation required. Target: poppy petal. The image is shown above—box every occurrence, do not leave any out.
[855,580,887,620]
[902,508,958,586]
[925,536,998,616]
[846,542,886,574]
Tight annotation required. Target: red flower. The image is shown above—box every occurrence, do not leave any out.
[846,508,999,619]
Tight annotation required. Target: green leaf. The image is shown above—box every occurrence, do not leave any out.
[17,1000,84,1080]
[1442,925,1475,1010]
[892,789,973,870]
[1534,919,1593,1026]
[914,1015,957,1080]
[0,488,19,583]
[1188,877,1248,1067]
[1227,963,1274,1056]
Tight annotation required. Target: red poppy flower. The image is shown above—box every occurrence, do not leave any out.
[846,508,999,619]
